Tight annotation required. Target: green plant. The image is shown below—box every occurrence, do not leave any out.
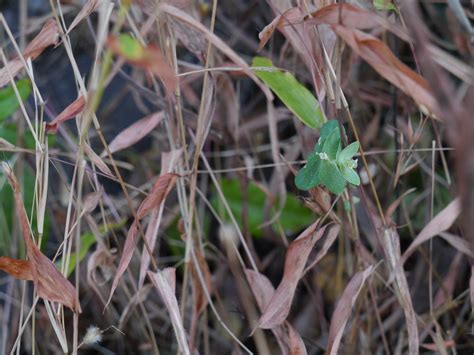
[0,78,32,121]
[295,120,360,195]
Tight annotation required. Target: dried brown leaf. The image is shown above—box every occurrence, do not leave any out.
[245,269,306,355]
[138,149,183,288]
[2,163,80,312]
[402,198,460,264]
[107,36,177,95]
[0,256,33,280]
[0,19,59,87]
[287,323,307,355]
[101,111,165,156]
[258,7,303,51]
[331,25,439,117]
[326,266,374,355]
[84,143,114,177]
[46,96,86,134]
[148,268,190,355]
[305,3,409,41]
[256,221,326,329]
[105,173,178,307]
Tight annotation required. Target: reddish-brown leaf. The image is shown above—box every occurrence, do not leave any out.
[107,35,177,95]
[258,7,304,51]
[402,198,460,264]
[331,25,439,117]
[256,221,327,329]
[3,163,80,312]
[138,149,183,289]
[101,111,165,156]
[305,3,409,41]
[148,268,190,355]
[46,96,86,133]
[326,266,374,355]
[105,173,178,307]
[0,256,33,280]
[0,19,59,87]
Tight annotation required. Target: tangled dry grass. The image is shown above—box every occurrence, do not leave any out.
[0,0,473,354]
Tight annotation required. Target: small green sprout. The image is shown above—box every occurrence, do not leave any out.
[295,120,361,195]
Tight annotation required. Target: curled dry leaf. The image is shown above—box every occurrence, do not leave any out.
[402,198,460,263]
[256,221,328,329]
[0,256,33,280]
[107,35,177,95]
[326,266,374,355]
[2,163,80,312]
[148,268,190,355]
[87,243,116,305]
[105,173,178,307]
[258,7,303,51]
[331,25,439,117]
[101,111,165,156]
[46,96,86,133]
[0,19,59,87]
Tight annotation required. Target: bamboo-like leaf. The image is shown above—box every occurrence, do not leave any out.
[252,56,324,130]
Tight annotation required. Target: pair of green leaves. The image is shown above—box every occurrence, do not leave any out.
[295,120,360,195]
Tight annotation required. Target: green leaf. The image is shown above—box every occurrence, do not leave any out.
[319,160,346,195]
[373,0,396,11]
[321,127,341,160]
[338,141,359,162]
[211,179,315,237]
[116,34,144,60]
[341,165,361,186]
[0,78,32,121]
[252,57,324,130]
[295,153,321,190]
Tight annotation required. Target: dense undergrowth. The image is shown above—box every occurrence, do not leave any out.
[0,0,473,354]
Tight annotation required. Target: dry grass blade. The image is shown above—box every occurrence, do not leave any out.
[331,25,439,117]
[147,268,190,355]
[101,111,165,156]
[326,266,374,355]
[0,18,59,87]
[382,228,418,354]
[0,257,33,280]
[105,173,178,307]
[67,0,102,34]
[2,162,81,312]
[256,221,324,329]
[401,198,460,264]
[45,96,86,133]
